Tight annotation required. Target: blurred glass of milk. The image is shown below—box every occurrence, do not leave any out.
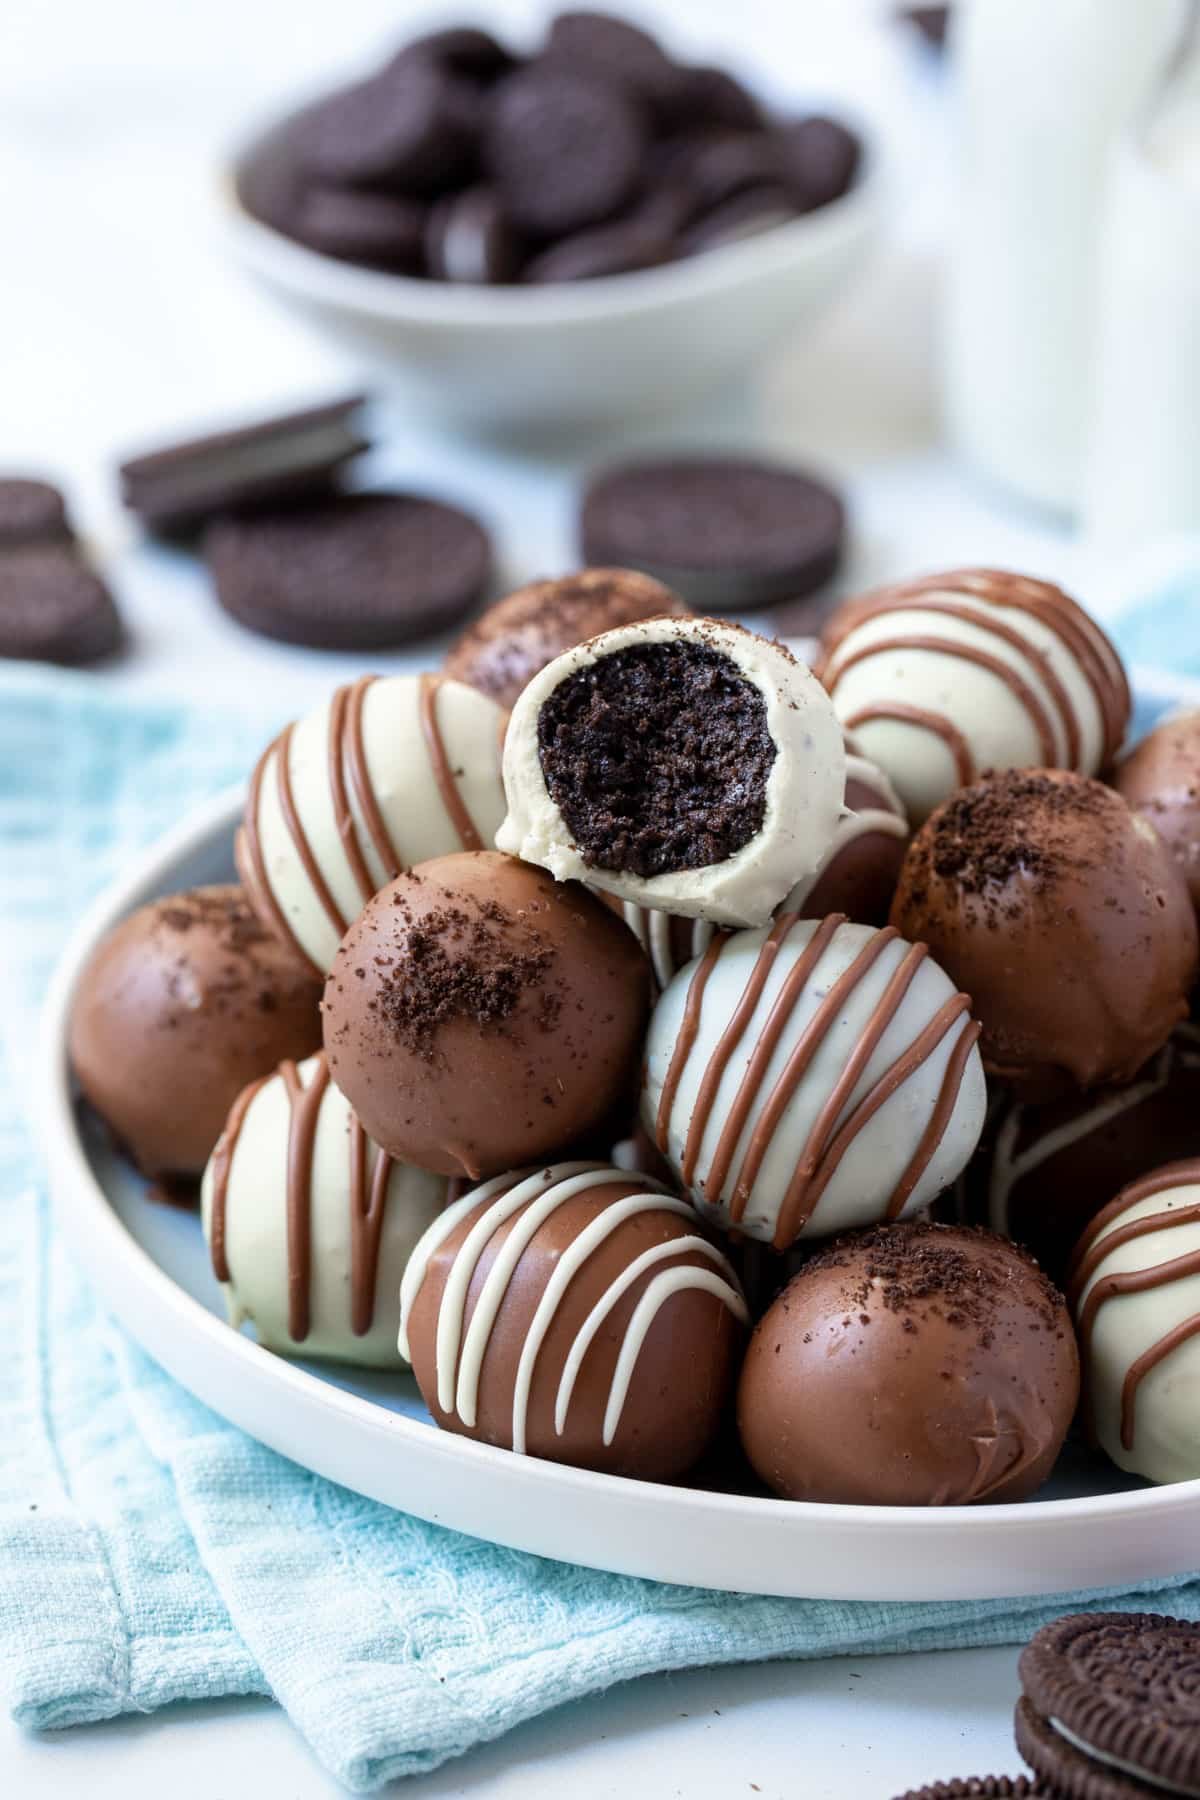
[945,0,1188,514]
[1082,36,1200,546]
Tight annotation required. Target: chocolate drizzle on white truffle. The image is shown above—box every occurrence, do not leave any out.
[642,914,985,1247]
[237,672,507,974]
[820,568,1130,822]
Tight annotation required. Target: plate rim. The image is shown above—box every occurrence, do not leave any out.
[37,779,1200,1602]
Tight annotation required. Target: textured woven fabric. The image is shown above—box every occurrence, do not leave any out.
[0,618,1198,1789]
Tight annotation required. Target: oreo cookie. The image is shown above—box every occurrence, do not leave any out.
[0,478,72,548]
[580,455,845,615]
[0,546,123,666]
[290,186,426,271]
[671,65,763,134]
[542,10,689,121]
[118,394,369,535]
[294,60,478,193]
[1017,1613,1200,1800]
[425,186,521,283]
[893,1781,1042,1800]
[523,213,671,283]
[679,185,800,256]
[205,491,492,649]
[776,115,862,211]
[484,65,647,237]
[389,26,518,82]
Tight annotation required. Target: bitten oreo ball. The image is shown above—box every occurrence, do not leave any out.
[642,915,985,1248]
[322,853,652,1180]
[443,567,689,710]
[237,672,507,975]
[820,568,1131,824]
[738,1222,1079,1505]
[201,1052,446,1367]
[580,457,846,617]
[68,886,323,1183]
[399,1161,748,1478]
[496,617,846,927]
[1069,1161,1200,1485]
[890,770,1199,1100]
[484,65,647,237]
[1113,709,1200,919]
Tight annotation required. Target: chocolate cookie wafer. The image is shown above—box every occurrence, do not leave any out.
[893,1779,1044,1800]
[118,394,369,534]
[1017,1613,1200,1800]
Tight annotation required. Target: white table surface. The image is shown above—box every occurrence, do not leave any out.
[0,0,1111,1792]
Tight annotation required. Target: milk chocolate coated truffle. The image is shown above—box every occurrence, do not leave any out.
[642,915,986,1248]
[323,851,651,1180]
[1113,709,1200,918]
[979,1024,1200,1286]
[890,770,1199,1100]
[497,616,845,927]
[201,1052,447,1367]
[820,569,1130,824]
[443,568,690,710]
[399,1161,748,1477]
[237,672,507,976]
[69,885,322,1182]
[738,1222,1079,1505]
[1069,1160,1200,1485]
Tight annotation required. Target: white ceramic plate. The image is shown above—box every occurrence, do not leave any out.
[38,685,1200,1602]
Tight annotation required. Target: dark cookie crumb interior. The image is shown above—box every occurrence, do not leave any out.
[535,640,776,877]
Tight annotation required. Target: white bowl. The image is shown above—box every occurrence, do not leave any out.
[37,767,1200,1603]
[219,94,882,434]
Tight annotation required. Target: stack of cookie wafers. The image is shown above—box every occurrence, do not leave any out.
[894,1612,1200,1800]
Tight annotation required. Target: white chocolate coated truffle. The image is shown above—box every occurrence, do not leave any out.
[641,915,986,1248]
[237,672,507,973]
[201,1053,447,1367]
[496,616,846,928]
[1071,1162,1200,1485]
[820,569,1130,823]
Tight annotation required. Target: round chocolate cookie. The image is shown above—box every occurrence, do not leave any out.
[389,26,518,83]
[288,186,427,272]
[775,115,862,210]
[580,456,845,615]
[738,1222,1079,1504]
[443,567,688,709]
[322,851,652,1180]
[0,477,72,548]
[0,546,122,665]
[679,186,801,257]
[893,1781,1042,1800]
[294,61,478,193]
[484,65,647,237]
[523,214,673,283]
[69,885,323,1183]
[425,186,521,283]
[671,66,764,134]
[1018,1613,1200,1800]
[399,1160,748,1478]
[206,492,491,650]
[541,10,689,121]
[889,770,1199,1100]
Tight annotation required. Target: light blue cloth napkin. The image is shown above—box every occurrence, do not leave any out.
[2,583,1199,1792]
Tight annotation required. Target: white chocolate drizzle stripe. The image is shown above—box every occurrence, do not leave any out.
[509,1191,698,1453]
[396,1165,552,1362]
[554,1238,747,1440]
[452,1169,628,1426]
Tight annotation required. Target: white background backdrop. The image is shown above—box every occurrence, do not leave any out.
[1,0,1095,1791]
